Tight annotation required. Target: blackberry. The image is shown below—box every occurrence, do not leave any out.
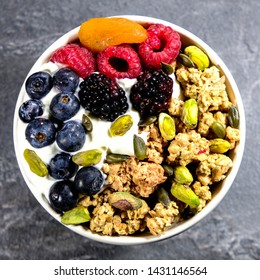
[130,70,173,117]
[78,73,128,121]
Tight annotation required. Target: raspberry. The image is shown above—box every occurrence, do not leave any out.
[97,45,142,79]
[138,24,181,69]
[50,44,95,78]
[78,73,128,121]
[130,70,173,117]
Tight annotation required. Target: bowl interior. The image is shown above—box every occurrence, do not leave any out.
[13,15,245,245]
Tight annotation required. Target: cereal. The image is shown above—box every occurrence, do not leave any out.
[103,157,167,197]
[176,66,232,112]
[167,130,210,166]
[146,202,180,235]
[196,154,233,186]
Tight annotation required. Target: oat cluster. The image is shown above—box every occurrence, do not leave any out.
[80,65,240,236]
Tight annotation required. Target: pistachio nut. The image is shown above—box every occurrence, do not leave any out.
[133,134,147,160]
[178,53,196,68]
[174,166,193,185]
[158,112,176,141]
[181,98,198,129]
[161,62,174,74]
[109,114,133,137]
[82,113,93,132]
[211,121,226,139]
[171,183,200,208]
[72,149,102,166]
[138,115,157,127]
[184,45,210,70]
[23,149,48,177]
[105,153,130,163]
[209,139,230,153]
[157,186,171,207]
[228,104,240,128]
[108,192,142,211]
[61,205,90,225]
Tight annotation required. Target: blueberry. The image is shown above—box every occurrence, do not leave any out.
[25,71,53,99]
[19,99,44,123]
[74,166,104,195]
[48,152,78,180]
[53,68,79,93]
[25,118,56,148]
[49,180,78,213]
[50,92,80,121]
[56,120,86,152]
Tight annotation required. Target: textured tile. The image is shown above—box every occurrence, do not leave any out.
[0,0,258,260]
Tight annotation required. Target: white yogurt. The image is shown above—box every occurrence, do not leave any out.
[16,62,180,195]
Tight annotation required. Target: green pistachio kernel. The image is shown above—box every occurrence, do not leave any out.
[174,166,193,185]
[228,104,240,128]
[61,206,90,225]
[171,183,200,208]
[109,115,133,137]
[158,112,176,141]
[105,153,130,163]
[108,192,142,211]
[184,45,210,70]
[72,149,102,166]
[23,149,48,177]
[209,139,231,153]
[133,134,147,160]
[211,121,226,139]
[182,98,198,129]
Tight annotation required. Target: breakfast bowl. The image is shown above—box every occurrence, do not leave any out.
[13,15,245,245]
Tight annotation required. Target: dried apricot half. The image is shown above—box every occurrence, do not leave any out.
[78,17,148,52]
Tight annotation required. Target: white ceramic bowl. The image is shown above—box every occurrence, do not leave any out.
[13,15,245,245]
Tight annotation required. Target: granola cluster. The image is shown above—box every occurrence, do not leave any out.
[176,65,231,112]
[102,156,167,197]
[78,65,240,236]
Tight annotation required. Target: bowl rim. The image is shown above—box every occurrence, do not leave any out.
[13,15,246,245]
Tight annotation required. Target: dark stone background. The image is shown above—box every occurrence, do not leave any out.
[0,0,259,259]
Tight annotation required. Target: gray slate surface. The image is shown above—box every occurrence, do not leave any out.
[0,0,258,259]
